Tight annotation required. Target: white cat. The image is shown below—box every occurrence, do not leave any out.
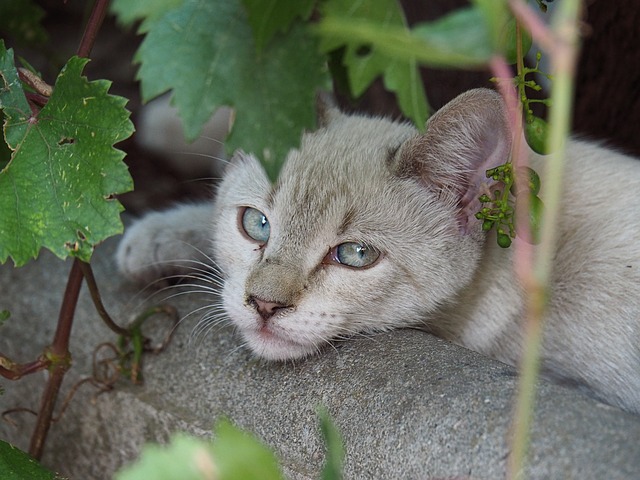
[117,89,640,414]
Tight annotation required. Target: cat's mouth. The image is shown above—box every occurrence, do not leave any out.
[257,324,286,342]
[240,323,318,361]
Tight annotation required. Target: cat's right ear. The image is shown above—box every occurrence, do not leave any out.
[392,88,512,234]
[316,91,342,128]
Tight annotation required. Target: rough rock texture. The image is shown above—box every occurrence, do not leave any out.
[1,236,639,480]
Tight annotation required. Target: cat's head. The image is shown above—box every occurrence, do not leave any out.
[212,89,511,360]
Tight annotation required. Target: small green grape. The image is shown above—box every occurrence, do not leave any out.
[482,220,494,231]
[497,232,512,248]
[510,166,541,196]
[524,116,550,154]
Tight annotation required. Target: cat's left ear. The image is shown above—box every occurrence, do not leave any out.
[393,88,512,233]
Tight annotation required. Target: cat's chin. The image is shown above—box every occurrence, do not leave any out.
[240,327,319,362]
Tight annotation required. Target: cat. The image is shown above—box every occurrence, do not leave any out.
[116,88,640,415]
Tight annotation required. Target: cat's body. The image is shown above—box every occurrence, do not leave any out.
[117,89,640,414]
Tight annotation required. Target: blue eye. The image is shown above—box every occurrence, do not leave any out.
[241,207,270,243]
[331,242,380,268]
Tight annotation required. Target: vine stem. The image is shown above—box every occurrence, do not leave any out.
[76,0,111,58]
[506,1,582,478]
[29,259,83,459]
[28,0,112,460]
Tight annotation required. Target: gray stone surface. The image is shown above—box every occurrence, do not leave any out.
[1,235,640,479]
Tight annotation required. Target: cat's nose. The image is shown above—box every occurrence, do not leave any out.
[248,295,290,321]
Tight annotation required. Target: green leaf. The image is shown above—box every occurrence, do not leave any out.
[0,43,134,266]
[0,0,49,48]
[471,0,530,64]
[110,0,185,32]
[411,7,493,63]
[115,434,218,480]
[0,440,65,480]
[471,0,509,49]
[0,309,9,325]
[115,421,282,480]
[241,0,316,51]
[318,0,429,129]
[212,419,283,480]
[135,0,329,181]
[317,4,494,70]
[318,408,344,480]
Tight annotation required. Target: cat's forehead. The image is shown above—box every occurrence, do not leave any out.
[264,115,417,240]
[274,114,416,205]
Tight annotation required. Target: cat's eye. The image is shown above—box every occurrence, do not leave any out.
[325,242,380,268]
[240,207,270,243]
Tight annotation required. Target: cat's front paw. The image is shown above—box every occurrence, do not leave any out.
[116,204,214,285]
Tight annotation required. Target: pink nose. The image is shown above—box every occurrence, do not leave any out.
[248,296,289,321]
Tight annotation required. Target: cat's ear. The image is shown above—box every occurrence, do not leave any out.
[393,88,512,233]
[316,90,342,128]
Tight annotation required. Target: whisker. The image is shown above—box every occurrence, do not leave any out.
[180,176,223,185]
[228,338,252,357]
[174,151,229,164]
[196,135,226,147]
[190,312,229,347]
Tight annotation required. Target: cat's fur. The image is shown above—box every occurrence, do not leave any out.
[117,89,640,414]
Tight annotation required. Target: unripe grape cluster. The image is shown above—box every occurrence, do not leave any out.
[475,164,544,248]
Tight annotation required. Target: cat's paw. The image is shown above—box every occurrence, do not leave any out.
[116,204,214,285]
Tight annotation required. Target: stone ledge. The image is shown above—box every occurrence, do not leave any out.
[1,236,639,479]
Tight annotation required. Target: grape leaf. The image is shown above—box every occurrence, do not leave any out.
[0,43,134,266]
[411,7,492,63]
[115,434,218,480]
[318,3,494,68]
[318,0,429,130]
[472,0,509,49]
[241,0,315,51]
[0,441,64,480]
[115,421,282,480]
[470,0,530,65]
[135,0,329,181]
